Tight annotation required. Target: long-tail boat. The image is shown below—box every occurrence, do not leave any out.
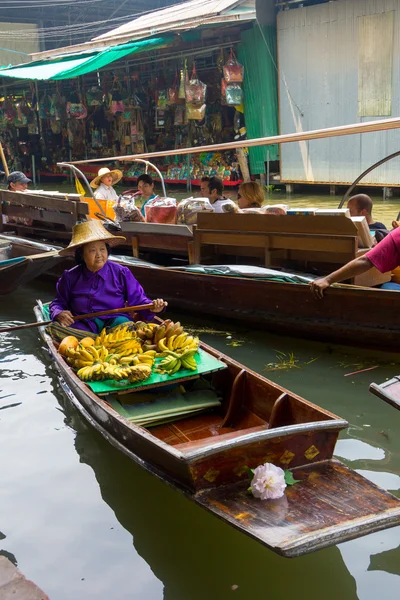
[34,302,400,557]
[0,234,60,295]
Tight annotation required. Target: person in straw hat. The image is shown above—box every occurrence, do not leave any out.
[90,167,123,202]
[50,220,167,333]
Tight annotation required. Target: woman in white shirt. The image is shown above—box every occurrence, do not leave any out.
[90,167,122,202]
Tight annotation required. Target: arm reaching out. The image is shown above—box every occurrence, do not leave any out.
[310,256,373,299]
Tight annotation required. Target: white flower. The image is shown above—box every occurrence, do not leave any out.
[250,462,287,500]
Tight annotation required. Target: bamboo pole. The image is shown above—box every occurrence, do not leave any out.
[68,117,400,165]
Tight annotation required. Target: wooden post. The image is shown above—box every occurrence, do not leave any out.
[131,236,139,258]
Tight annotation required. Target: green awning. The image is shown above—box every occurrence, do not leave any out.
[0,36,174,80]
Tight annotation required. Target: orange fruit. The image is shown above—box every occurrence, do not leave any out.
[80,337,95,347]
[59,336,79,356]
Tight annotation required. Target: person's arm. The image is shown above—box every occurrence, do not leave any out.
[50,271,75,326]
[123,268,167,320]
[310,256,373,299]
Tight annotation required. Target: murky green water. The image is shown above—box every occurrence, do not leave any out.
[1,276,399,599]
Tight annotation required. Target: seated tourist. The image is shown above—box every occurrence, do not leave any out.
[50,220,167,333]
[237,182,265,210]
[347,194,388,241]
[310,227,400,298]
[4,171,33,225]
[90,167,122,202]
[137,174,157,218]
[200,176,237,213]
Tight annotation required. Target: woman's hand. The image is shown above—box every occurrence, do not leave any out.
[56,310,75,327]
[150,299,168,313]
[309,278,331,300]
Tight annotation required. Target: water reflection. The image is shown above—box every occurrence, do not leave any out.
[368,544,400,575]
[62,396,358,600]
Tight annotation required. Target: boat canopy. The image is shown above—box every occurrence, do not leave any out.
[0,36,174,81]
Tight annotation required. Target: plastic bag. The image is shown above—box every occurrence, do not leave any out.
[185,64,207,103]
[223,49,244,83]
[264,204,289,215]
[113,191,144,223]
[177,197,214,226]
[186,103,206,121]
[225,84,243,106]
[144,197,177,224]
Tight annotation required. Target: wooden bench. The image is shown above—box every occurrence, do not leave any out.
[192,212,391,286]
[0,189,89,242]
[119,221,194,261]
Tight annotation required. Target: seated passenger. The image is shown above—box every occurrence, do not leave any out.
[200,176,237,213]
[50,220,167,333]
[310,227,400,298]
[137,174,157,218]
[237,182,265,210]
[347,194,388,241]
[90,167,122,202]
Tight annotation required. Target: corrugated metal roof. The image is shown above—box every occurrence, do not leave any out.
[93,0,255,42]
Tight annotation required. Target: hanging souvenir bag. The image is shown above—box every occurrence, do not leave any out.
[223,48,244,83]
[86,85,104,106]
[186,102,206,121]
[39,93,52,119]
[66,89,87,119]
[110,79,125,114]
[225,83,243,106]
[168,71,179,105]
[157,90,168,109]
[185,63,207,103]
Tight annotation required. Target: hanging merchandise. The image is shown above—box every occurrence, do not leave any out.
[174,105,185,126]
[223,48,244,83]
[168,71,179,105]
[14,100,28,127]
[110,78,125,114]
[178,68,186,99]
[186,103,206,121]
[157,90,168,108]
[86,85,104,106]
[225,83,244,106]
[221,78,228,106]
[67,89,87,120]
[185,63,207,103]
[155,108,166,129]
[39,93,52,119]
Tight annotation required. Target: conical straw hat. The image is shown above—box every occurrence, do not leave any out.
[90,167,122,189]
[59,220,126,256]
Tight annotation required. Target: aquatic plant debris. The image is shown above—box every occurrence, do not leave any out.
[344,365,379,377]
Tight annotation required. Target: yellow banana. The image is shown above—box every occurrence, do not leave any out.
[76,347,93,361]
[158,337,169,352]
[167,335,177,351]
[173,333,187,350]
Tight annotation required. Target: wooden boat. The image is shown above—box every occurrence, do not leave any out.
[370,377,400,411]
[34,303,400,557]
[0,234,61,295]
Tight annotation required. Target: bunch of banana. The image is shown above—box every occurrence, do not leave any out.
[107,339,143,357]
[118,350,156,367]
[134,322,158,343]
[67,344,109,369]
[157,355,182,375]
[104,363,152,383]
[95,326,138,348]
[157,332,199,354]
[77,362,111,381]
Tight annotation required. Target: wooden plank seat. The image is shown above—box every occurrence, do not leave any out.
[0,189,89,241]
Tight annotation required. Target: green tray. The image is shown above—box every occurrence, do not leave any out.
[87,348,226,395]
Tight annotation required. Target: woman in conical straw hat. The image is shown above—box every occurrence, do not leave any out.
[50,220,167,333]
[90,167,123,202]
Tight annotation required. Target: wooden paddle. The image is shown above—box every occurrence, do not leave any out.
[0,302,155,333]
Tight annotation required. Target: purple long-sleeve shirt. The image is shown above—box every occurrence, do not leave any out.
[50,260,154,333]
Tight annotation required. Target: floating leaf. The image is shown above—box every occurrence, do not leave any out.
[284,470,301,486]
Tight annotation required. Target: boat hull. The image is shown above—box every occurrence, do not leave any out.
[0,235,61,295]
